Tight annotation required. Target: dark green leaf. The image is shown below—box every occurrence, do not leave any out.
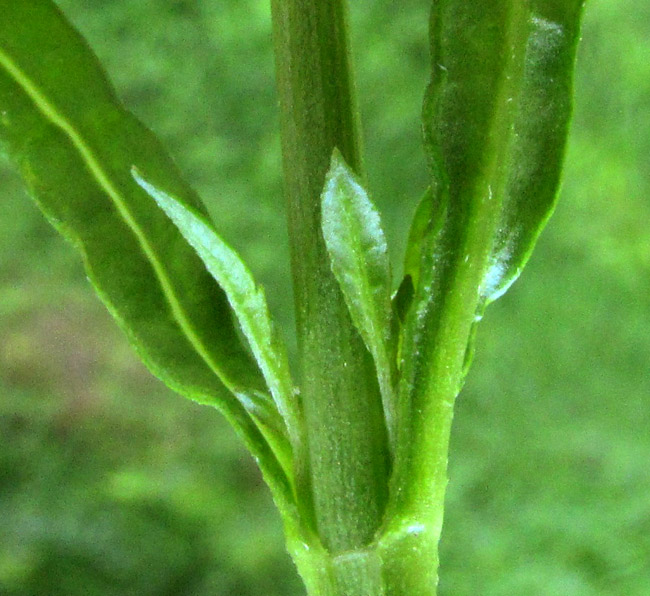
[421,0,587,306]
[387,0,587,527]
[0,0,295,512]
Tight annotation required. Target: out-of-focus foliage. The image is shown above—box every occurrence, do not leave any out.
[0,0,647,595]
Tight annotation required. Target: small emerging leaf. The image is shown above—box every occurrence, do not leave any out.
[402,188,438,291]
[392,275,415,326]
[321,150,396,446]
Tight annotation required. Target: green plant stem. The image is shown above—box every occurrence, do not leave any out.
[287,535,440,596]
[270,0,390,558]
[269,4,441,593]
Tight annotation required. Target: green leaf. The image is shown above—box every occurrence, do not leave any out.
[392,275,415,327]
[0,0,296,514]
[321,150,396,446]
[398,1,587,389]
[422,0,587,307]
[133,169,303,465]
[386,0,587,531]
[402,189,434,291]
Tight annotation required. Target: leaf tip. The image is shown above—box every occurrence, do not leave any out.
[326,147,355,188]
[329,146,345,168]
[130,165,146,188]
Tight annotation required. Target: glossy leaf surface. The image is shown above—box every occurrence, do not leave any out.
[386,0,587,558]
[0,0,296,512]
[321,150,396,447]
[133,169,303,470]
[421,0,587,307]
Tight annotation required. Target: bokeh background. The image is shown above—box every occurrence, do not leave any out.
[1,1,648,594]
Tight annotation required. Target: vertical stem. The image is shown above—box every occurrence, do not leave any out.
[270,0,389,555]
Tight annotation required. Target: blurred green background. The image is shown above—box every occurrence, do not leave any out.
[1,1,648,594]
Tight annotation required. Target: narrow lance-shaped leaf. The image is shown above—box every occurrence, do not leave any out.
[133,169,303,469]
[399,1,588,389]
[419,0,588,310]
[321,150,397,447]
[387,0,587,533]
[0,0,296,514]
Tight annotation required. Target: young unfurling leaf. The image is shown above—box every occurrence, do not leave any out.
[321,150,397,447]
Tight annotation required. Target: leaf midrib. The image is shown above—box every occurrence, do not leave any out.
[0,48,242,395]
[461,3,530,274]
